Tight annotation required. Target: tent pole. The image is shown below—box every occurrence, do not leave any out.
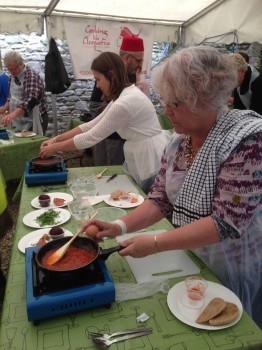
[44,15,58,136]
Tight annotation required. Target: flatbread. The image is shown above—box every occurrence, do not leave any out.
[209,302,239,326]
[196,298,226,324]
[110,190,127,200]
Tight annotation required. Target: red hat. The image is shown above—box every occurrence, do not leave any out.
[120,36,144,52]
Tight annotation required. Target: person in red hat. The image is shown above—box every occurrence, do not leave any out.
[89,36,148,167]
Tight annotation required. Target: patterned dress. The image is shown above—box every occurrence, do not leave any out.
[148,108,262,326]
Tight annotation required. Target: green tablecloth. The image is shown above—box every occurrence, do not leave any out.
[0,134,48,182]
[1,166,262,350]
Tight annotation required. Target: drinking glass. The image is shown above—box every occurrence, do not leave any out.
[68,199,95,230]
[70,182,97,199]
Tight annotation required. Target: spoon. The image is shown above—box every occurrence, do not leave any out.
[46,210,98,265]
[96,168,108,179]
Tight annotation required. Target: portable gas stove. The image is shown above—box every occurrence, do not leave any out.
[25,246,115,324]
[25,160,68,186]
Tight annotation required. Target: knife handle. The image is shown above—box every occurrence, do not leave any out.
[106,174,117,182]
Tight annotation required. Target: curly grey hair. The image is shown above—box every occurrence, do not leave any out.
[4,50,24,66]
[152,45,237,112]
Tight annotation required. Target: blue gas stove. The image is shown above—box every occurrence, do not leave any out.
[25,246,115,324]
[25,160,68,186]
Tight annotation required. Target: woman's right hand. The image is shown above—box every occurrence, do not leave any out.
[82,219,122,240]
[40,138,56,149]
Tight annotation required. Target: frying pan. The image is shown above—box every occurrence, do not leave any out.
[30,155,63,170]
[35,236,122,280]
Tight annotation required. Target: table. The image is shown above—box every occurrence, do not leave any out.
[1,166,262,350]
[0,134,48,182]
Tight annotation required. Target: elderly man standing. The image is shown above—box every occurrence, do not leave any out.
[89,36,148,166]
[1,50,48,135]
[227,52,262,115]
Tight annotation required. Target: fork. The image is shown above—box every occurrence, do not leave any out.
[41,185,68,192]
[89,327,152,341]
[91,329,152,349]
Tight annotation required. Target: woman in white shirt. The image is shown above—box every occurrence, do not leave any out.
[40,52,169,192]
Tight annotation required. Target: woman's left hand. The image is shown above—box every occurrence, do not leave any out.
[119,235,156,258]
[2,113,14,126]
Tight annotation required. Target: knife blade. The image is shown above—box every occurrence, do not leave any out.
[106,174,117,182]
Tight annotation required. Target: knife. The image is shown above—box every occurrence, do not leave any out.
[106,174,117,182]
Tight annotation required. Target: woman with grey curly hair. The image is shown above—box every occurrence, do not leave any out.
[83,46,262,328]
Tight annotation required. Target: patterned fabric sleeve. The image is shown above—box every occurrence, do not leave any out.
[148,148,174,218]
[212,132,262,239]
[17,67,46,115]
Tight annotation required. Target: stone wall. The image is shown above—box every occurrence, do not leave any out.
[0,32,168,136]
[1,32,261,137]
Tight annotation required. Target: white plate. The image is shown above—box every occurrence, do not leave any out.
[167,281,243,330]
[31,192,74,209]
[23,208,71,228]
[81,195,108,206]
[18,228,73,253]
[15,132,36,137]
[103,192,144,208]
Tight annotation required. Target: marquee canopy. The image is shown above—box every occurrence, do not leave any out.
[0,0,261,44]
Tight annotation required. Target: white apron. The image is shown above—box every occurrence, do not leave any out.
[10,69,43,135]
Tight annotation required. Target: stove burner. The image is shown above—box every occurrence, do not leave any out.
[25,247,115,323]
[25,161,68,186]
[32,252,105,296]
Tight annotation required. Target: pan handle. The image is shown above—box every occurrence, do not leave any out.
[99,245,123,261]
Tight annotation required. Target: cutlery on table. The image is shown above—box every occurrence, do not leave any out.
[106,174,117,182]
[90,327,152,349]
[41,185,68,192]
[46,210,98,265]
[96,168,108,179]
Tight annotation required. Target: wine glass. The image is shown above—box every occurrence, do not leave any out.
[68,199,95,230]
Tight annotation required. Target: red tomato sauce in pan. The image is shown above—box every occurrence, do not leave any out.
[33,159,57,165]
[41,246,96,270]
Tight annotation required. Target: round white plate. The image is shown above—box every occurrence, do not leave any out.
[167,281,243,330]
[15,132,36,137]
[18,228,73,253]
[103,192,144,208]
[96,207,127,221]
[23,208,71,228]
[31,192,74,209]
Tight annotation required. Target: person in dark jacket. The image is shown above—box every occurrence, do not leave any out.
[227,53,262,115]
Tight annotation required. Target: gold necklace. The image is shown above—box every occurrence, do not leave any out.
[184,135,197,170]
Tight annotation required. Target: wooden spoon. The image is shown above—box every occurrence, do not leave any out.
[46,210,98,266]
[95,167,108,179]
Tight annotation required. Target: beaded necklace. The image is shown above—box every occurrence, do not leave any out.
[184,135,197,170]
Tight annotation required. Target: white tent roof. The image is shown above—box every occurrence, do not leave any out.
[0,0,219,24]
[0,0,261,44]
[0,0,221,42]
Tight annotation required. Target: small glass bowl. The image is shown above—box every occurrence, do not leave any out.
[180,276,208,309]
[49,227,64,240]
[38,194,51,207]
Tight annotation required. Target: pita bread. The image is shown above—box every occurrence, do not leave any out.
[209,302,239,326]
[196,298,226,324]
[110,190,127,200]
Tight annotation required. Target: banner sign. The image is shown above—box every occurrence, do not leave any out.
[64,17,155,79]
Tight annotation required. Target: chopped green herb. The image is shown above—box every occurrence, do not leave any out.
[35,209,61,226]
